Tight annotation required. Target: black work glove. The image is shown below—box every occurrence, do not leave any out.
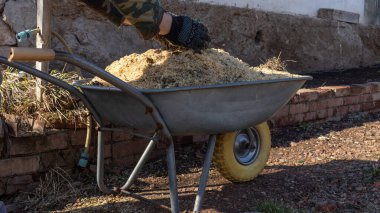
[164,15,211,52]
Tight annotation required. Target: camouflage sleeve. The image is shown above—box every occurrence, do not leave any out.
[79,0,164,39]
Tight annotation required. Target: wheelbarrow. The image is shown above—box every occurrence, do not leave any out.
[1,47,311,212]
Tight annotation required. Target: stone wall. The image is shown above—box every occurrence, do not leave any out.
[1,0,380,72]
[0,0,155,68]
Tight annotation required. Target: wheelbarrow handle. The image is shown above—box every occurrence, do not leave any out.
[0,56,102,124]
[8,47,55,62]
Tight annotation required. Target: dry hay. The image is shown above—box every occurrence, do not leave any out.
[93,48,300,89]
[20,167,85,211]
[0,68,86,129]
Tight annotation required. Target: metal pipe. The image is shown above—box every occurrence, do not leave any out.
[54,52,173,143]
[166,142,180,213]
[121,134,158,190]
[96,131,113,194]
[0,57,102,124]
[193,135,216,212]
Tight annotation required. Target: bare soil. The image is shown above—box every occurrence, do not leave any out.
[5,112,379,213]
[304,67,380,88]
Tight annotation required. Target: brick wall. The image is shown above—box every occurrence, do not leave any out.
[0,129,189,196]
[271,82,380,126]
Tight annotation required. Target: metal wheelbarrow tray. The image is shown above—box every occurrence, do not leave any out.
[1,48,312,212]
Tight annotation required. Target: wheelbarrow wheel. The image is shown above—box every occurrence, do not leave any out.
[213,122,271,182]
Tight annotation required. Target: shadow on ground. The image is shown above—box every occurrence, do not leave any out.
[38,159,379,213]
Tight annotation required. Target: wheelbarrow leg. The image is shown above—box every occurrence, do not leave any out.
[193,135,216,212]
[167,141,180,213]
[121,134,158,190]
[96,131,113,193]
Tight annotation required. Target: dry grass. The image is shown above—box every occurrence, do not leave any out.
[0,68,87,128]
[258,54,288,72]
[21,167,82,211]
[93,48,301,89]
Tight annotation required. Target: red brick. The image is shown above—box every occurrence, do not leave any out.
[297,89,319,102]
[351,84,371,94]
[0,156,40,177]
[317,89,334,99]
[336,106,349,116]
[349,104,361,113]
[359,94,373,103]
[6,121,18,137]
[7,175,33,185]
[327,108,336,117]
[9,136,42,156]
[375,101,380,108]
[317,109,328,119]
[113,155,136,166]
[316,100,329,110]
[112,141,134,158]
[289,93,300,104]
[0,119,4,139]
[274,105,290,118]
[272,116,290,127]
[5,184,21,195]
[362,102,376,111]
[327,98,344,108]
[69,129,87,146]
[289,114,304,124]
[343,96,360,105]
[304,112,317,121]
[308,102,318,112]
[41,131,69,152]
[129,139,150,155]
[5,179,37,195]
[289,103,309,114]
[321,86,351,97]
[372,93,380,101]
[40,152,67,170]
[40,149,80,171]
[0,180,5,196]
[369,82,380,92]
[112,130,133,142]
[105,144,112,159]
[150,149,166,160]
[104,132,112,143]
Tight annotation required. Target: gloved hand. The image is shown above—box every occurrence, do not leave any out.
[164,15,211,51]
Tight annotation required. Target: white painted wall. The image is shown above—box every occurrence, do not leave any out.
[198,0,368,24]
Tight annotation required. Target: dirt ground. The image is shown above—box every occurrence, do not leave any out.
[5,112,378,213]
[304,67,380,88]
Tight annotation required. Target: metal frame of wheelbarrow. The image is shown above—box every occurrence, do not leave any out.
[0,51,219,212]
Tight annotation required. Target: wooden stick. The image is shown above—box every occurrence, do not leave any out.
[36,0,52,101]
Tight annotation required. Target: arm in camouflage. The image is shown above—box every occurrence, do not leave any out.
[79,0,164,39]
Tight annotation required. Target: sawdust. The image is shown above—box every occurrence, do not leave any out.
[93,48,300,89]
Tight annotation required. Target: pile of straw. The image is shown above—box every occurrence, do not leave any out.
[0,68,86,129]
[94,48,299,89]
